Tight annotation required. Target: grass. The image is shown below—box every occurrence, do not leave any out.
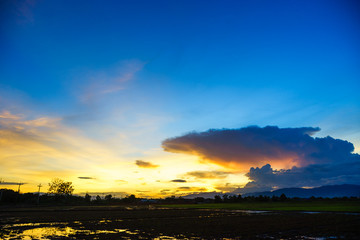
[160,200,360,212]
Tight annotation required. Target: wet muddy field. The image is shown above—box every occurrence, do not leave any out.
[1,206,359,239]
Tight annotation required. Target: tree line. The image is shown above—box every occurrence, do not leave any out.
[1,178,358,205]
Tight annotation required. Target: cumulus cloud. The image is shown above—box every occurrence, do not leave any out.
[135,160,159,168]
[162,126,356,170]
[185,171,230,179]
[171,179,187,183]
[233,161,360,194]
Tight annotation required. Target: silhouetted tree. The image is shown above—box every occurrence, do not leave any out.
[228,195,237,203]
[194,197,205,203]
[237,194,243,202]
[222,194,229,202]
[127,194,136,202]
[48,178,74,196]
[85,193,91,203]
[272,195,279,201]
[280,193,287,201]
[165,196,176,202]
[96,195,101,202]
[105,194,112,201]
[214,195,222,203]
[0,189,18,203]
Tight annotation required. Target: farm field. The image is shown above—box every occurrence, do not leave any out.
[160,200,360,212]
[1,205,360,239]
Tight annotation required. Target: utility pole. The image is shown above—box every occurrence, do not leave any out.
[0,178,3,202]
[17,182,22,193]
[37,184,42,205]
[16,182,22,204]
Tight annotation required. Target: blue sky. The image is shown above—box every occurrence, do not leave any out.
[1,0,359,196]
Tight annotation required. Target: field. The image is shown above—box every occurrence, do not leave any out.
[1,204,360,239]
[161,200,360,212]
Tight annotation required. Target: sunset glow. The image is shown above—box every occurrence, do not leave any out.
[1,0,359,198]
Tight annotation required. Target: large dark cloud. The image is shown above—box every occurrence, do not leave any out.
[162,126,356,169]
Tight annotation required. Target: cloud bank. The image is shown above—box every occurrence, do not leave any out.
[233,161,360,194]
[162,126,356,169]
[163,126,360,190]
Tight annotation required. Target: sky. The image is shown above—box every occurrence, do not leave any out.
[0,0,359,197]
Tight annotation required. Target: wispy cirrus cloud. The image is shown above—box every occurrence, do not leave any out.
[0,109,119,184]
[7,0,38,24]
[0,111,22,120]
[79,60,146,103]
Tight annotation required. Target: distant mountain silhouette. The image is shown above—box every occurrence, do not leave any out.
[183,184,360,199]
[240,184,360,198]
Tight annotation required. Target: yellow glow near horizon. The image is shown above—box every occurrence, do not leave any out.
[0,110,251,197]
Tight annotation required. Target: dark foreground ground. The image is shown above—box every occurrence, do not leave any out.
[1,206,360,239]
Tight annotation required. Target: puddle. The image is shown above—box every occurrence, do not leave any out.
[2,222,67,229]
[98,219,112,223]
[22,226,76,239]
[200,209,274,215]
[228,209,271,214]
[1,226,75,240]
[0,223,346,240]
[1,222,142,240]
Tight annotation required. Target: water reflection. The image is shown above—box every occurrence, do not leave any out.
[1,210,356,239]
[2,224,141,240]
[21,226,75,239]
